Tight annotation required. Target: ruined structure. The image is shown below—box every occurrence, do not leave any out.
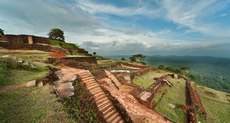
[0,34,67,53]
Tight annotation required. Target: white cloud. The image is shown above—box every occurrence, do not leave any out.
[77,0,161,17]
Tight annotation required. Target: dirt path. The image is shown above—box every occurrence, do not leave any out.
[0,83,26,93]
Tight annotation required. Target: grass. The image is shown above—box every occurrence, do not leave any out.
[50,40,78,49]
[0,85,75,123]
[194,85,230,123]
[153,77,186,122]
[132,71,165,88]
[0,52,49,87]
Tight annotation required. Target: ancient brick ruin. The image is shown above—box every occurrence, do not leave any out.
[0,34,68,53]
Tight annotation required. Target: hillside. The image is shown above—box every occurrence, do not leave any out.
[0,34,229,123]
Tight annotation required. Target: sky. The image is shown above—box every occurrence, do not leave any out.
[0,0,230,57]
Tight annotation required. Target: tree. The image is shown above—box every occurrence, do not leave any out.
[0,28,4,36]
[48,28,64,41]
[93,52,96,55]
[121,57,126,60]
[158,65,165,70]
[129,54,145,63]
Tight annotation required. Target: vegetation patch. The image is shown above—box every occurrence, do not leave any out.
[0,86,74,123]
[63,82,100,122]
[204,91,217,98]
[153,77,186,122]
[195,86,230,123]
[50,40,78,49]
[133,71,164,89]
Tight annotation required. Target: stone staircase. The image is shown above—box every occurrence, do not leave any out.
[77,70,125,123]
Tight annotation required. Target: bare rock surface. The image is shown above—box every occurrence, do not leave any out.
[26,80,36,87]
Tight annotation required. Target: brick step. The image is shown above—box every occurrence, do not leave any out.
[102,106,114,115]
[95,94,107,102]
[104,109,117,119]
[85,83,99,89]
[89,87,101,93]
[79,74,93,78]
[107,112,120,123]
[94,91,104,97]
[111,115,123,123]
[98,101,113,112]
[81,77,95,81]
[96,96,108,104]
[97,100,110,108]
[83,78,95,82]
[90,88,103,95]
[87,84,99,89]
[83,80,96,85]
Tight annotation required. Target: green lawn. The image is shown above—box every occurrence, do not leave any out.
[0,69,47,87]
[153,77,186,122]
[0,85,75,123]
[132,71,165,88]
[194,85,230,123]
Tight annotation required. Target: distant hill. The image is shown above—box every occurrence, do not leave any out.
[145,55,230,93]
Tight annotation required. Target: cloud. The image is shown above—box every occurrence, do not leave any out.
[0,0,229,57]
[0,0,100,36]
[159,0,230,38]
[77,0,161,17]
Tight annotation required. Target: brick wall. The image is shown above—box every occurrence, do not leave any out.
[0,34,51,45]
[47,57,98,66]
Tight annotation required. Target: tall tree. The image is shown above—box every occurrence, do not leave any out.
[48,28,64,41]
[129,54,145,62]
[0,28,4,36]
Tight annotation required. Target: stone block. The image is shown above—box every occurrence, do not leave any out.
[26,80,36,87]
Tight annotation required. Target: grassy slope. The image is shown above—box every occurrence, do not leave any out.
[0,51,49,87]
[133,71,165,89]
[153,77,186,122]
[0,86,75,123]
[194,86,230,123]
[132,68,230,123]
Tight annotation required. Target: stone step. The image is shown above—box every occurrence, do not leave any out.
[107,112,120,123]
[104,109,116,119]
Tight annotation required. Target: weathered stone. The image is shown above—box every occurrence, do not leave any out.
[61,74,77,82]
[37,81,43,87]
[173,74,178,79]
[56,82,74,91]
[30,64,37,69]
[26,80,36,87]
[140,91,152,101]
[22,61,29,66]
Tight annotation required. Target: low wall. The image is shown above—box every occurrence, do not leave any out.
[0,34,51,45]
[0,41,67,53]
[47,57,98,66]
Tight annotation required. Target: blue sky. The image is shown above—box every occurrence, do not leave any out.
[0,0,230,57]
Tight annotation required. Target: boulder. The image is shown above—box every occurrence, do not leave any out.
[173,74,178,79]
[37,81,43,87]
[26,80,36,87]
